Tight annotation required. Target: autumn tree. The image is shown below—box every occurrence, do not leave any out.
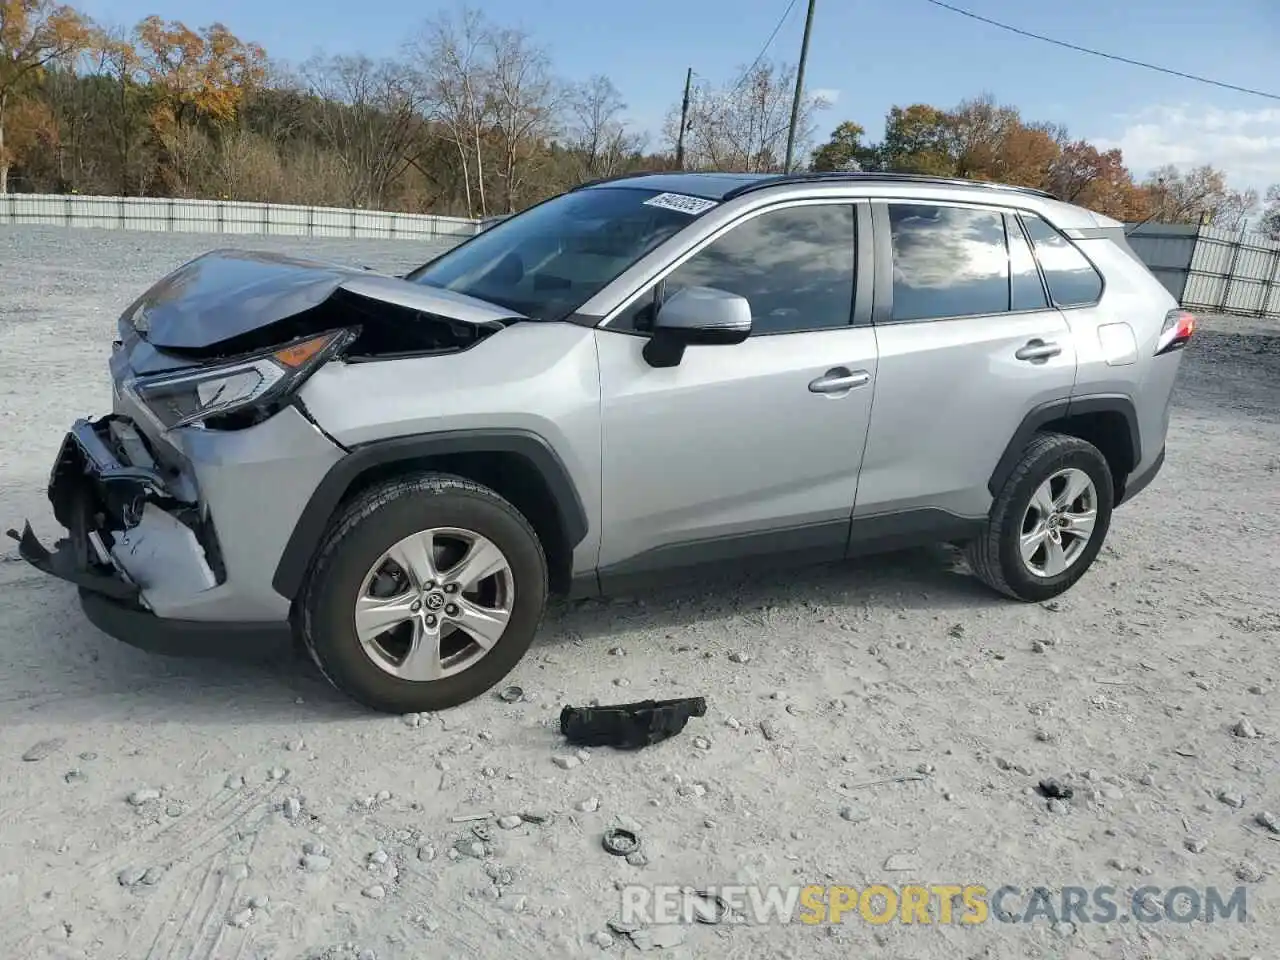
[810,120,871,172]
[874,104,954,175]
[1143,164,1258,228]
[0,0,89,192]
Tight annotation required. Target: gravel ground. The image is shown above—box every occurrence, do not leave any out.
[0,226,1277,960]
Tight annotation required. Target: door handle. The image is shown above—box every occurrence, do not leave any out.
[809,368,871,394]
[1015,339,1062,362]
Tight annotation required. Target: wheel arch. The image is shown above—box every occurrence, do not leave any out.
[272,429,589,602]
[990,395,1141,501]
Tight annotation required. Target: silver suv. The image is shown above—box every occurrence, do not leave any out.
[11,172,1195,713]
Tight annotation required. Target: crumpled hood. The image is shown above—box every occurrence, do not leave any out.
[124,248,524,351]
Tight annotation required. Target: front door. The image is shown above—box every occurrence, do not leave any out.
[593,200,878,583]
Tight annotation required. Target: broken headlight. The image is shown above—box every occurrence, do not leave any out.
[127,328,356,430]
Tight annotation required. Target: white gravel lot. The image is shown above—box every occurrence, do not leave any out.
[0,225,1277,960]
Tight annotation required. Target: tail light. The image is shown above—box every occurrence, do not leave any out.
[1155,309,1196,356]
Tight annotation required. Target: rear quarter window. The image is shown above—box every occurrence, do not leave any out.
[1020,214,1104,307]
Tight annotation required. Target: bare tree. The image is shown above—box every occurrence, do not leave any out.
[302,53,422,209]
[566,74,642,180]
[664,60,828,172]
[408,6,492,217]
[487,23,560,211]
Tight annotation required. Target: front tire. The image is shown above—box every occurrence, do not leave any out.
[299,473,548,713]
[967,432,1114,602]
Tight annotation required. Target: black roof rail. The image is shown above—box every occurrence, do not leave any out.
[720,171,1060,202]
[570,170,676,191]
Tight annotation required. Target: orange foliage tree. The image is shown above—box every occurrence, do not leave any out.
[0,0,89,191]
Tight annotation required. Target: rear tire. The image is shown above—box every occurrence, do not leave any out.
[967,432,1114,602]
[299,473,548,713]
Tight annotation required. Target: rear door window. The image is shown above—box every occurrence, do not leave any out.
[1020,214,1104,306]
[886,203,1010,321]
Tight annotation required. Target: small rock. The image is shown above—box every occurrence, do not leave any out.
[1247,684,1263,695]
[626,850,648,867]
[838,805,868,823]
[127,788,161,806]
[478,731,492,741]
[1139,773,1155,786]
[417,845,436,861]
[592,931,615,948]
[302,841,325,856]
[1254,811,1280,835]
[117,867,146,887]
[282,797,301,820]
[677,782,706,799]
[285,738,304,751]
[79,751,97,761]
[608,647,625,656]
[21,738,65,762]
[613,678,631,688]
[267,767,287,781]
[1184,837,1208,853]
[576,797,600,813]
[576,748,591,762]
[703,818,716,828]
[369,849,389,864]
[165,803,182,817]
[759,719,780,741]
[553,755,581,770]
[1235,861,1264,883]
[301,854,332,873]
[497,815,523,830]
[403,713,422,728]
[224,774,244,790]
[1047,798,1070,815]
[228,908,254,928]
[1034,729,1054,743]
[1107,858,1128,871]
[728,651,751,664]
[1042,600,1061,612]
[1030,639,1046,653]
[916,763,934,775]
[248,895,269,909]
[362,884,387,900]
[1231,718,1259,739]
[947,624,965,639]
[64,769,87,784]
[692,737,711,750]
[225,863,250,881]
[1216,788,1246,808]
[770,690,786,700]
[724,717,741,730]
[376,789,391,801]
[791,829,806,840]
[1038,778,1074,800]
[1101,786,1124,801]
[883,853,922,871]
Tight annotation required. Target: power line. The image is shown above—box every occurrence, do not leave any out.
[921,0,1280,102]
[727,0,801,96]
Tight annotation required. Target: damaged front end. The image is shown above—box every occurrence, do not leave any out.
[9,414,222,605]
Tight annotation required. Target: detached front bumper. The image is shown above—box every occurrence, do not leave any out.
[9,414,302,658]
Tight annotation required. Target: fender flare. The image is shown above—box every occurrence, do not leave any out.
[988,395,1142,497]
[271,428,589,601]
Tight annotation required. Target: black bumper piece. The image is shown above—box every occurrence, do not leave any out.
[78,590,292,661]
[8,521,139,601]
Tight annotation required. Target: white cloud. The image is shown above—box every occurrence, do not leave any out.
[1092,104,1280,191]
[810,88,840,106]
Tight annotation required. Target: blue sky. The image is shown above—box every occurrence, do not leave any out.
[76,0,1280,190]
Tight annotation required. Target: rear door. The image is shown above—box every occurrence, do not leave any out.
[855,199,1078,520]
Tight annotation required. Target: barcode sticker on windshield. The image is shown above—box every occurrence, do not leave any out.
[642,192,718,215]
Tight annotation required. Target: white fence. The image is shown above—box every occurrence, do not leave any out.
[1,193,481,241]
[1126,222,1280,320]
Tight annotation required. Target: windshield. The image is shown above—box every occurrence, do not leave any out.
[407,187,714,321]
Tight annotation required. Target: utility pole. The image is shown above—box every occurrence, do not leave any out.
[783,0,817,174]
[676,67,693,170]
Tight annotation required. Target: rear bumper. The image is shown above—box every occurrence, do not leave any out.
[1118,445,1165,505]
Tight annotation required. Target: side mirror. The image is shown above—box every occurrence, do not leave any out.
[642,285,752,368]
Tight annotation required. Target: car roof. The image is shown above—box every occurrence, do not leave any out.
[574,170,1114,230]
